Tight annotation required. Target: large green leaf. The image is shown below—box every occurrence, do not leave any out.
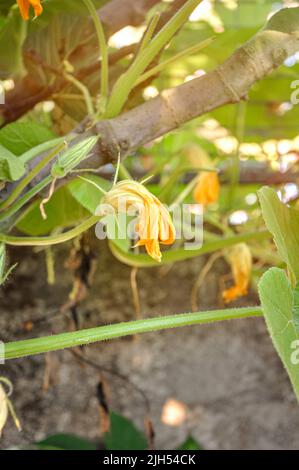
[36,433,96,450]
[68,176,131,253]
[293,283,299,332]
[0,144,26,182]
[0,6,27,78]
[207,5,299,141]
[17,186,88,236]
[68,174,110,214]
[104,412,147,450]
[258,186,299,282]
[215,1,272,30]
[0,121,56,156]
[178,436,202,450]
[259,268,299,401]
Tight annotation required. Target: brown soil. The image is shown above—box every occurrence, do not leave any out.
[0,241,298,450]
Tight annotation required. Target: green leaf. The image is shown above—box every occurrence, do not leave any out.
[265,6,299,34]
[258,186,299,282]
[16,186,88,236]
[178,436,202,450]
[68,176,131,253]
[216,1,272,30]
[0,144,26,182]
[36,433,97,450]
[0,122,56,156]
[104,412,147,450]
[0,6,27,78]
[0,1,14,17]
[258,268,299,401]
[68,174,110,214]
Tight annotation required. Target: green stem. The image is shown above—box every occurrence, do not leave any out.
[83,0,109,107]
[170,174,198,208]
[118,163,132,180]
[0,176,52,224]
[0,216,99,246]
[64,72,95,117]
[105,0,203,118]
[227,102,246,208]
[0,142,66,212]
[138,12,160,53]
[135,36,215,86]
[158,166,183,202]
[20,138,65,165]
[3,306,263,360]
[109,229,270,267]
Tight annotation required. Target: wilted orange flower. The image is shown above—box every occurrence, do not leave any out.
[223,243,252,303]
[193,171,220,206]
[17,0,43,20]
[102,180,175,262]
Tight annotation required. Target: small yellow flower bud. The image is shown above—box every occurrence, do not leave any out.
[193,171,220,206]
[223,243,252,303]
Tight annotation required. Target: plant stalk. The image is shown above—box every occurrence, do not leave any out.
[3,306,263,360]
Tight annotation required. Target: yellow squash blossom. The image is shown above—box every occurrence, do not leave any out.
[193,171,220,206]
[222,243,252,303]
[17,0,43,20]
[102,180,175,262]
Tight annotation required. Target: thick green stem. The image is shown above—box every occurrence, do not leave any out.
[0,216,99,246]
[3,306,263,360]
[109,229,271,267]
[227,102,246,208]
[64,72,95,117]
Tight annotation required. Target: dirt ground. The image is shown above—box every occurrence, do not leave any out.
[0,240,299,450]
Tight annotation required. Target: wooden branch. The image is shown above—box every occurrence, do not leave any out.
[87,7,299,163]
[2,7,299,201]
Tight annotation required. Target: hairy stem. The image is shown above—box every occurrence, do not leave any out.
[109,229,271,267]
[0,216,99,246]
[3,306,263,360]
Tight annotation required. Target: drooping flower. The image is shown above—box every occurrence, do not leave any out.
[17,0,43,20]
[193,171,220,206]
[222,243,252,303]
[102,180,175,262]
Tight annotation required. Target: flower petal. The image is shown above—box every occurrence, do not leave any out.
[17,0,43,20]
